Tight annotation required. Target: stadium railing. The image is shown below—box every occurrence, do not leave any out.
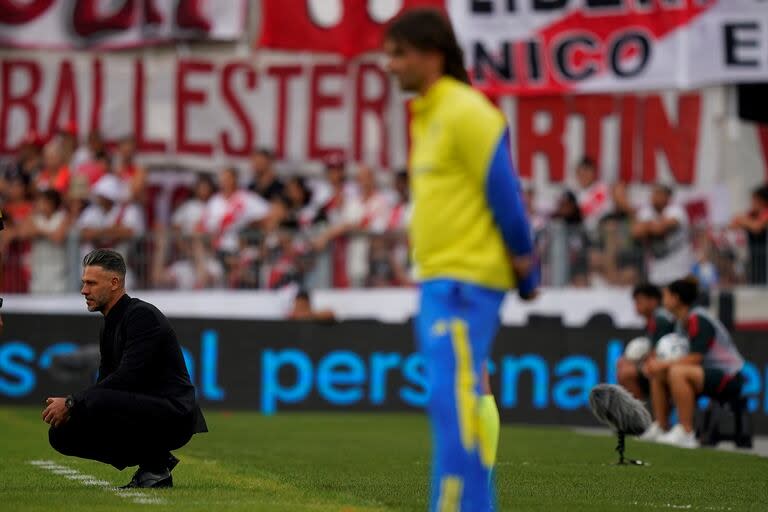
[1,223,765,293]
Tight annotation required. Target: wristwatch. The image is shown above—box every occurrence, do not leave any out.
[65,395,74,410]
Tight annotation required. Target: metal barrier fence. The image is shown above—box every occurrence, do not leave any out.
[1,222,766,293]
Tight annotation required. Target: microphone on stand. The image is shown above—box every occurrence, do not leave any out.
[589,383,652,466]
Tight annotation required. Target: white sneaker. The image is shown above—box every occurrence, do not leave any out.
[657,424,700,449]
[638,422,665,442]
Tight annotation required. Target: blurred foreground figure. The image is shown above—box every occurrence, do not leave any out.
[384,9,538,511]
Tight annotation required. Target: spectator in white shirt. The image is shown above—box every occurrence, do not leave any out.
[172,174,216,236]
[77,175,145,251]
[20,189,71,294]
[76,174,145,286]
[632,185,693,286]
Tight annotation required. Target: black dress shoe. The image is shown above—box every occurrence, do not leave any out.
[120,467,173,489]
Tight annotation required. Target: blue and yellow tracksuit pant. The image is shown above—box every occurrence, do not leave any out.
[416,279,505,512]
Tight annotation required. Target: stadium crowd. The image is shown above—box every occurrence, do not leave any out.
[1,127,768,294]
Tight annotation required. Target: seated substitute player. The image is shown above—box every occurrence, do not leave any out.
[618,284,675,400]
[617,284,675,441]
[385,9,538,511]
[647,278,745,449]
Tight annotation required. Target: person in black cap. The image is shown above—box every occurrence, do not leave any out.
[43,249,208,488]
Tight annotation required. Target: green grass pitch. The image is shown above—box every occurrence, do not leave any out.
[1,406,766,511]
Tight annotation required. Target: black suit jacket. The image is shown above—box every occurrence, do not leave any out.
[74,294,207,433]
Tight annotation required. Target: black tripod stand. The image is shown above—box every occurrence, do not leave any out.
[615,432,647,466]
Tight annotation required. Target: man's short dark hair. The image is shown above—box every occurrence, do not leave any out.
[83,249,127,278]
[632,283,662,302]
[666,277,699,306]
[296,290,310,302]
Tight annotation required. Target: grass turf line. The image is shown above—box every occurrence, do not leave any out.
[1,406,766,511]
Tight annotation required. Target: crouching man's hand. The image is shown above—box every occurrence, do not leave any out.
[42,397,70,428]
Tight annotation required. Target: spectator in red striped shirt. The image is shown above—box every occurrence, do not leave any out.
[315,164,391,287]
[575,156,612,235]
[197,167,270,255]
[317,154,355,225]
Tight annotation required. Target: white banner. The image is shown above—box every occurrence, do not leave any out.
[448,0,768,94]
[0,51,766,209]
[4,287,767,329]
[0,287,644,327]
[0,0,245,49]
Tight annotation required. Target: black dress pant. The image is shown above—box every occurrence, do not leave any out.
[49,388,194,470]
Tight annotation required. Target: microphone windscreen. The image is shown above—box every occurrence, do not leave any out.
[589,383,652,435]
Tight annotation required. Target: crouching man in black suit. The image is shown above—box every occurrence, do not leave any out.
[43,249,208,488]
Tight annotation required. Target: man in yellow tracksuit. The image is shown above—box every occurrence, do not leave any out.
[385,9,538,511]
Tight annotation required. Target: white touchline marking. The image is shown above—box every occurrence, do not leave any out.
[133,498,164,505]
[115,491,148,498]
[628,502,733,511]
[28,460,166,505]
[82,479,112,486]
[66,474,95,480]
[51,469,80,475]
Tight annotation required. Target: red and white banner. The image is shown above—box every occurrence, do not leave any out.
[258,0,768,94]
[259,0,444,57]
[1,51,767,209]
[0,0,246,50]
[452,0,768,94]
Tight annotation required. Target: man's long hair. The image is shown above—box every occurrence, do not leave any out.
[385,8,470,85]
